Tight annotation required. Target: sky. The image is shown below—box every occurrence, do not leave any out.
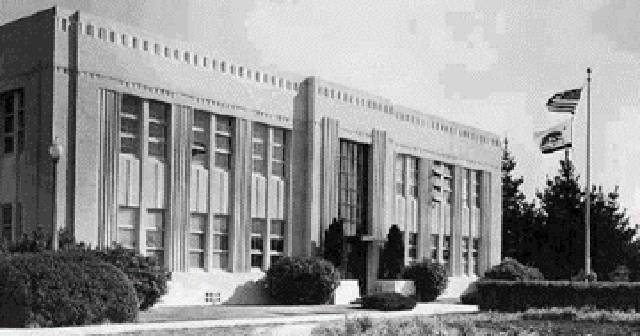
[2,0,639,223]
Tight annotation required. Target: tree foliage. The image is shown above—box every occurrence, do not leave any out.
[378,224,405,279]
[323,218,346,276]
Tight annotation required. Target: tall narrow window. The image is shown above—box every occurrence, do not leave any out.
[408,157,419,198]
[1,204,13,241]
[251,219,266,269]
[211,216,229,269]
[462,237,470,275]
[117,207,138,249]
[338,141,369,236]
[189,214,207,269]
[120,95,141,156]
[252,123,267,175]
[1,90,25,155]
[215,116,233,170]
[272,128,285,178]
[443,235,451,270]
[395,155,405,195]
[431,234,439,262]
[408,232,418,264]
[192,110,209,167]
[148,101,169,159]
[473,238,480,275]
[146,210,165,265]
[270,220,285,265]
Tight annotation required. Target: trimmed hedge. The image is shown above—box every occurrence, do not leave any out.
[0,251,139,328]
[475,280,640,312]
[264,256,340,305]
[403,259,448,302]
[360,292,417,311]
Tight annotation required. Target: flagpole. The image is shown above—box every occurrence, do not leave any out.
[585,67,592,281]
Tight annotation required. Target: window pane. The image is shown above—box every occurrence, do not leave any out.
[147,211,165,229]
[189,252,205,269]
[149,122,166,138]
[4,115,13,133]
[146,230,164,248]
[149,101,168,120]
[212,217,229,233]
[148,250,164,266]
[189,234,205,250]
[252,219,265,234]
[216,135,231,152]
[252,142,265,156]
[121,95,140,116]
[121,117,138,135]
[212,234,228,250]
[4,137,14,154]
[252,123,266,139]
[252,158,264,173]
[149,142,165,158]
[270,255,282,266]
[270,221,285,235]
[272,162,285,177]
[216,117,231,133]
[215,153,230,169]
[118,208,137,228]
[120,137,136,155]
[190,215,206,232]
[211,252,228,269]
[117,228,136,248]
[273,129,285,145]
[251,237,263,251]
[270,239,284,252]
[272,146,285,160]
[251,254,263,268]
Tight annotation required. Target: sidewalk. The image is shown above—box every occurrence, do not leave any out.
[0,302,478,335]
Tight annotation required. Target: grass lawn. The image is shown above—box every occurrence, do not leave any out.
[312,309,640,335]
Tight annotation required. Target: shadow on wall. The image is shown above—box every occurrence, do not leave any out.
[224,279,269,305]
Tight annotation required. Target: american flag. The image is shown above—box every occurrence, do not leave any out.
[546,88,583,114]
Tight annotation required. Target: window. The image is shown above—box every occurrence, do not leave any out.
[143,40,149,51]
[263,73,269,83]
[462,169,469,208]
[271,76,277,86]
[474,171,481,207]
[215,116,232,170]
[61,18,67,32]
[443,235,451,267]
[203,57,208,67]
[408,157,419,198]
[238,67,244,77]
[1,204,13,241]
[193,55,198,66]
[255,71,261,82]
[132,37,138,49]
[117,207,138,249]
[146,210,165,265]
[252,123,267,174]
[462,237,470,275]
[109,31,116,43]
[270,220,285,265]
[1,90,25,155]
[192,110,209,166]
[286,81,292,90]
[121,34,128,46]
[408,232,418,263]
[272,128,285,178]
[230,65,236,75]
[86,24,94,36]
[395,155,405,195]
[338,141,369,236]
[184,52,190,63]
[148,101,169,159]
[251,219,266,269]
[189,214,207,269]
[431,234,439,262]
[473,238,480,274]
[164,47,170,58]
[279,79,284,88]
[120,95,141,156]
[174,49,179,60]
[98,28,106,40]
[220,62,226,72]
[211,216,229,269]
[246,69,251,78]
[154,43,161,55]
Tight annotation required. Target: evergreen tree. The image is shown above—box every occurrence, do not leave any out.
[378,224,405,279]
[502,138,538,264]
[534,158,639,280]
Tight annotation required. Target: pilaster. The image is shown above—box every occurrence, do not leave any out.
[230,118,252,272]
[451,166,463,276]
[320,117,340,246]
[418,158,433,261]
[98,90,119,248]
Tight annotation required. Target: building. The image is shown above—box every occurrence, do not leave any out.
[0,7,501,304]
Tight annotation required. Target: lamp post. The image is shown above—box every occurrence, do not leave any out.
[48,139,63,250]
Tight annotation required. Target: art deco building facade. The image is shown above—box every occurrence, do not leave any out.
[0,7,501,301]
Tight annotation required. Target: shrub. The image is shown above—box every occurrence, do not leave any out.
[323,218,346,276]
[483,258,545,281]
[378,224,405,279]
[360,292,417,311]
[0,250,139,328]
[475,280,640,312]
[403,259,448,302]
[264,256,340,305]
[78,245,170,311]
